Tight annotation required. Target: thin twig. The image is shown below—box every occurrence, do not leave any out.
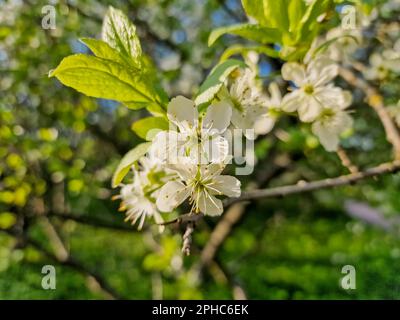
[159,212,204,226]
[182,221,195,256]
[337,147,359,174]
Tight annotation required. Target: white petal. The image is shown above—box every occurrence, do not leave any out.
[156,181,190,212]
[336,112,353,132]
[200,163,224,180]
[167,96,198,129]
[312,121,340,152]
[282,62,307,86]
[167,161,197,181]
[247,104,268,118]
[203,135,229,163]
[198,191,223,216]
[298,96,323,122]
[308,56,338,86]
[203,101,232,133]
[230,107,255,131]
[209,175,241,197]
[151,130,187,163]
[282,91,302,112]
[254,116,276,135]
[268,82,282,105]
[314,86,352,110]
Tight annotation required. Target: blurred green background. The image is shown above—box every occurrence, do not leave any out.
[1,0,400,299]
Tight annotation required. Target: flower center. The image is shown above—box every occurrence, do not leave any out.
[319,108,335,122]
[304,84,314,95]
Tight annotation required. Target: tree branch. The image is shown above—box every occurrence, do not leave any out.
[199,202,247,268]
[337,147,359,174]
[339,67,400,159]
[225,160,400,206]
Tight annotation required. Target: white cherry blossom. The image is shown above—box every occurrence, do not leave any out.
[118,170,164,231]
[154,96,232,164]
[364,41,400,80]
[116,150,175,231]
[156,161,241,216]
[254,82,284,135]
[281,56,348,122]
[311,93,353,152]
[220,68,268,138]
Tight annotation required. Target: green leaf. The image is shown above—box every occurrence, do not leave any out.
[241,0,268,25]
[131,117,169,140]
[262,0,289,31]
[208,23,281,47]
[220,44,279,62]
[102,6,142,62]
[112,142,151,188]
[49,54,157,109]
[288,0,307,34]
[298,0,332,43]
[79,37,134,68]
[195,59,247,106]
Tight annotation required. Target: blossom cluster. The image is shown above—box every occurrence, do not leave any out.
[117,46,359,229]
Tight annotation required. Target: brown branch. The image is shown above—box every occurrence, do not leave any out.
[182,221,195,256]
[225,160,400,206]
[159,212,204,226]
[339,67,400,159]
[39,217,69,262]
[337,147,359,174]
[199,202,247,268]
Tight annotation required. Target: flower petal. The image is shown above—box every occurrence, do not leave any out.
[268,82,282,106]
[200,163,225,180]
[203,101,232,133]
[203,135,229,164]
[308,56,338,86]
[282,91,301,112]
[312,121,339,152]
[282,62,306,86]
[167,96,198,129]
[298,96,323,122]
[230,107,254,130]
[198,191,223,216]
[167,160,197,181]
[156,180,190,212]
[209,175,241,197]
[254,116,276,135]
[151,130,187,163]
